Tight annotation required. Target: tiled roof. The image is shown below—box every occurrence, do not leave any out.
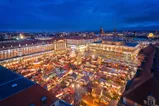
[54,100,72,106]
[0,66,21,84]
[0,66,35,101]
[0,66,57,106]
[0,84,58,106]
[0,78,35,101]
[138,44,155,56]
[124,44,159,105]
[124,77,159,105]
[129,44,155,88]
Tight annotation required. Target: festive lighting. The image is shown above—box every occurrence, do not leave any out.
[148,33,154,38]
[20,33,25,39]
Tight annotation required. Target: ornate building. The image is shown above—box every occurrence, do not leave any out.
[0,39,67,60]
[54,39,67,51]
[88,42,141,63]
[66,36,102,45]
[100,26,105,35]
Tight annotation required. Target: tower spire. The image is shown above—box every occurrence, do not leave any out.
[100,26,104,34]
[114,27,116,33]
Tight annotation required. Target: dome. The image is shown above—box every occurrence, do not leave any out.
[148,33,154,38]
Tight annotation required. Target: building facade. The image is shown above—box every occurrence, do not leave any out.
[66,37,102,45]
[0,39,67,60]
[88,43,141,62]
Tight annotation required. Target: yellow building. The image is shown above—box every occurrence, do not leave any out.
[0,39,67,60]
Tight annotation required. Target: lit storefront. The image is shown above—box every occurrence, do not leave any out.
[54,39,67,50]
[0,50,54,67]
[88,43,142,65]
[0,44,54,60]
[0,39,67,60]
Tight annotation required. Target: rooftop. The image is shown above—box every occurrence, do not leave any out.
[54,99,73,106]
[125,42,138,47]
[0,78,35,101]
[124,77,159,105]
[65,36,97,40]
[93,40,138,47]
[0,66,35,101]
[123,44,159,105]
[0,37,64,50]
[0,84,58,106]
[0,66,58,106]
[0,66,21,84]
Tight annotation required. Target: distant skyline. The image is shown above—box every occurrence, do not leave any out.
[0,0,159,32]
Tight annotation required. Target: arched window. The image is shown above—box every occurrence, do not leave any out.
[147,96,155,106]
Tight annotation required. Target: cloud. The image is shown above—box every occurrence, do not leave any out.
[0,0,159,31]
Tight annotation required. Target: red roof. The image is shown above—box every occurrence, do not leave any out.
[124,44,159,105]
[129,44,155,88]
[138,44,155,56]
[0,84,58,106]
[124,77,159,105]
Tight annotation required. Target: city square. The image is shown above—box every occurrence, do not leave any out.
[0,0,159,105]
[0,41,140,106]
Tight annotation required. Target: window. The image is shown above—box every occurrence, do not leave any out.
[148,100,154,106]
[29,104,35,106]
[41,96,47,105]
[147,96,155,106]
[12,83,17,88]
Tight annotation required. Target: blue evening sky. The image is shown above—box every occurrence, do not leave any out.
[0,0,159,32]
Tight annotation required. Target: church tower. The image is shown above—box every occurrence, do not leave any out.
[114,27,116,33]
[113,27,118,37]
[100,26,105,34]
